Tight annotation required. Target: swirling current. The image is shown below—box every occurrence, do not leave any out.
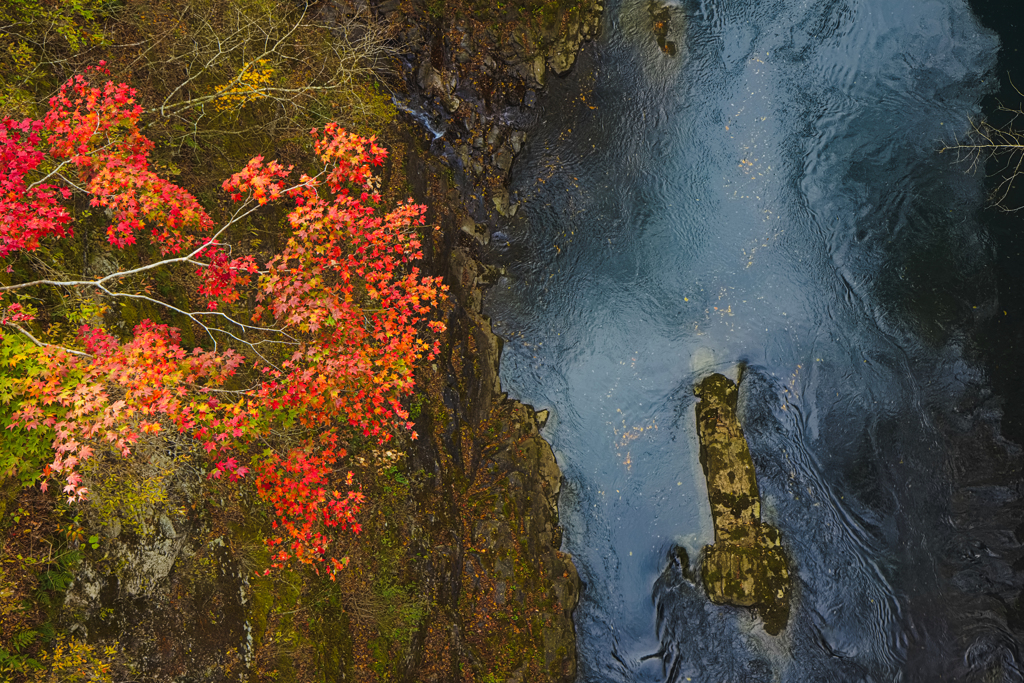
[482,0,1024,680]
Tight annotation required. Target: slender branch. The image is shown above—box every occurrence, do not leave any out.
[0,170,321,295]
[106,0,399,146]
[941,81,1024,211]
[4,322,91,357]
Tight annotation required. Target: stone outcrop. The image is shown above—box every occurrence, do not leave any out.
[694,373,790,635]
[377,0,603,198]
[648,2,678,56]
[409,207,579,680]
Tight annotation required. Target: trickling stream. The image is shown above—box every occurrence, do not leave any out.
[484,0,1024,680]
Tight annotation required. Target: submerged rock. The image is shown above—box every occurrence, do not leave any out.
[648,2,678,56]
[694,373,790,635]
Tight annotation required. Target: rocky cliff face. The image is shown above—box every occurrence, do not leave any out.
[388,128,581,682]
[375,0,602,202]
[375,3,611,672]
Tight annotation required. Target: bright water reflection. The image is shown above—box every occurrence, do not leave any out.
[485,0,1016,680]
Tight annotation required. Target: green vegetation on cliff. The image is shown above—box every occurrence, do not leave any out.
[0,0,590,680]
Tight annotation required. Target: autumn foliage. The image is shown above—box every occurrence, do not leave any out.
[0,68,446,578]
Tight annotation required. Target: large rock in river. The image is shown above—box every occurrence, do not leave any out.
[694,372,791,635]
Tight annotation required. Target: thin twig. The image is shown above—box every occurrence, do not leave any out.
[940,79,1024,211]
[4,322,91,357]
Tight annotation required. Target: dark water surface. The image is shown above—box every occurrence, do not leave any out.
[484,0,1024,679]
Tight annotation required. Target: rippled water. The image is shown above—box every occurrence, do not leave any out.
[484,0,1024,679]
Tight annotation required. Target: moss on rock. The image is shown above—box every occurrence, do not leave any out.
[695,373,790,635]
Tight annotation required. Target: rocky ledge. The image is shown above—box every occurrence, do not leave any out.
[694,373,791,635]
[373,0,602,209]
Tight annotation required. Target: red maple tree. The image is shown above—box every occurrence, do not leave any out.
[0,67,446,578]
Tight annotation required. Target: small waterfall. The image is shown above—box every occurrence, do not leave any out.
[392,96,445,140]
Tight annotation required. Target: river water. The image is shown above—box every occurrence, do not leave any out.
[483,0,1024,680]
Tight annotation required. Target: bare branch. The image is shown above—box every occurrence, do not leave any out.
[0,170,318,294]
[941,80,1024,211]
[113,0,402,145]
[3,322,91,357]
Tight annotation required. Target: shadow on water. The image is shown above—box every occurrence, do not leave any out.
[970,0,1024,445]
[485,0,1024,679]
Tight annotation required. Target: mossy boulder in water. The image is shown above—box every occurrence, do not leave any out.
[694,373,790,635]
[648,2,678,56]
